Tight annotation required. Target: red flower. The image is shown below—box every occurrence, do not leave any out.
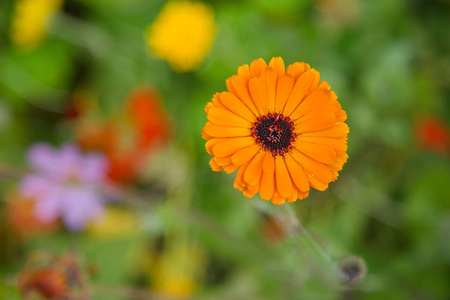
[127,87,170,151]
[76,87,170,184]
[415,116,449,155]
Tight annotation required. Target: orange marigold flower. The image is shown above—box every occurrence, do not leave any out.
[202,57,349,205]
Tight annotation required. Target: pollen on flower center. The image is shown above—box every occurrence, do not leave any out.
[251,113,296,156]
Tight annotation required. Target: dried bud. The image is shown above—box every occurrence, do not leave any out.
[17,250,89,299]
[337,254,367,287]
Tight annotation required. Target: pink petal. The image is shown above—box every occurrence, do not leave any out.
[34,187,63,223]
[61,187,105,231]
[27,143,60,175]
[79,152,110,182]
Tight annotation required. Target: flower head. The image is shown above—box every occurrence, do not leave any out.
[10,0,62,49]
[146,1,216,72]
[202,57,349,205]
[19,143,116,231]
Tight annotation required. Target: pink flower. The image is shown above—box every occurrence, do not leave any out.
[20,143,116,231]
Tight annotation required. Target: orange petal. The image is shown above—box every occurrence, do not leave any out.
[284,154,310,192]
[268,57,286,76]
[317,80,331,90]
[259,153,276,201]
[275,156,293,198]
[290,89,331,121]
[249,77,268,115]
[204,102,214,114]
[208,107,253,128]
[299,136,348,152]
[201,130,212,140]
[274,74,294,113]
[298,190,309,200]
[283,69,320,115]
[247,182,259,196]
[210,158,223,171]
[296,111,337,133]
[236,159,251,187]
[231,144,260,165]
[250,58,268,78]
[262,153,275,174]
[297,142,336,164]
[237,64,251,81]
[211,93,226,109]
[205,137,224,154]
[224,163,240,174]
[301,122,349,138]
[212,137,255,157]
[234,176,245,191]
[214,156,232,167]
[259,170,274,200]
[291,149,334,184]
[220,92,256,122]
[271,196,286,205]
[243,188,256,198]
[204,122,251,138]
[309,176,329,191]
[287,186,298,203]
[244,151,264,185]
[286,62,309,81]
[261,68,278,113]
[229,75,259,115]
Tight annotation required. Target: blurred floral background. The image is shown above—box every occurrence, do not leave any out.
[0,0,449,299]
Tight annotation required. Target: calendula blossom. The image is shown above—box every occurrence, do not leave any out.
[146,1,216,72]
[10,0,62,48]
[202,57,349,205]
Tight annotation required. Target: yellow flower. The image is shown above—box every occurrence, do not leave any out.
[146,1,216,72]
[88,207,138,240]
[147,241,205,298]
[10,0,62,48]
[202,57,349,205]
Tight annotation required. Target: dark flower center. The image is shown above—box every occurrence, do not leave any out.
[251,113,296,156]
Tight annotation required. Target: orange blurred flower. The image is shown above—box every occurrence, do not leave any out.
[415,116,449,156]
[6,193,59,237]
[76,87,170,184]
[202,57,349,205]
